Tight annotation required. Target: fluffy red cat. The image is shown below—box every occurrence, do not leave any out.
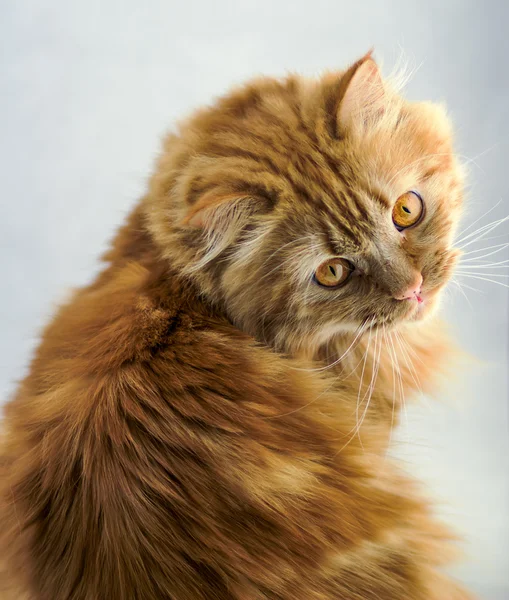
[1,53,473,599]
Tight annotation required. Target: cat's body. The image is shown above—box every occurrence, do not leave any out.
[1,55,473,598]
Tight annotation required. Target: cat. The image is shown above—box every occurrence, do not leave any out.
[1,52,474,599]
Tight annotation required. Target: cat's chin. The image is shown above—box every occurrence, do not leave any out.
[379,289,443,331]
[407,288,442,323]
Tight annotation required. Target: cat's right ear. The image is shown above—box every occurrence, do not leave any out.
[337,51,385,132]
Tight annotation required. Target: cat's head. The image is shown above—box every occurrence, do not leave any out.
[148,52,464,353]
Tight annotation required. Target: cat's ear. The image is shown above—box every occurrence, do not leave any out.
[181,190,266,265]
[182,190,263,233]
[182,191,251,229]
[337,51,385,131]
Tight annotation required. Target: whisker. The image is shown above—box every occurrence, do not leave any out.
[460,242,509,259]
[455,281,484,294]
[382,327,403,468]
[454,199,502,242]
[388,330,407,430]
[457,216,509,246]
[456,215,509,250]
[460,258,509,266]
[455,210,506,246]
[355,322,374,432]
[353,323,381,448]
[460,143,498,172]
[451,276,485,294]
[455,271,509,278]
[457,263,509,269]
[459,254,509,264]
[450,279,476,307]
[335,318,376,455]
[456,273,509,289]
[394,331,424,401]
[263,337,354,420]
[460,234,509,245]
[262,377,334,420]
[290,322,368,373]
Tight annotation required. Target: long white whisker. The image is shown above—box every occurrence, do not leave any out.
[457,263,509,269]
[455,211,506,246]
[455,271,509,278]
[456,215,509,250]
[335,318,376,455]
[291,321,368,373]
[451,276,484,295]
[454,199,502,242]
[461,234,509,245]
[460,258,509,266]
[355,322,374,433]
[460,144,497,171]
[394,331,425,403]
[460,242,509,258]
[456,274,509,289]
[354,323,381,448]
[386,327,397,443]
[450,279,476,307]
[388,330,407,431]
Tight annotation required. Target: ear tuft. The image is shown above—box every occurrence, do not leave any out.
[182,192,246,228]
[181,192,259,268]
[337,51,385,131]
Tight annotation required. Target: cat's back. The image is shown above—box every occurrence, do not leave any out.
[0,211,340,599]
[0,206,469,600]
[0,211,256,598]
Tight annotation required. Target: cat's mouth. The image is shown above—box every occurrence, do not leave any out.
[411,286,443,319]
[365,286,443,330]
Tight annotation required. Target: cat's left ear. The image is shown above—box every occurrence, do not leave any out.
[183,191,251,229]
[337,51,385,131]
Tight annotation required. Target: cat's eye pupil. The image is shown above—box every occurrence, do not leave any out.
[329,265,337,277]
[402,206,411,214]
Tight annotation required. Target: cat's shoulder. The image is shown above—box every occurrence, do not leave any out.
[25,259,281,396]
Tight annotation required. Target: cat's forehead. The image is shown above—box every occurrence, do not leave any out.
[320,195,391,255]
[354,104,456,187]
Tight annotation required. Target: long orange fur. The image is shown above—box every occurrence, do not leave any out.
[1,54,474,599]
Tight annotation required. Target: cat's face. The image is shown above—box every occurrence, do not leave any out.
[150,54,464,353]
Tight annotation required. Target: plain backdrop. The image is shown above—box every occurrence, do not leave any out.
[1,2,508,598]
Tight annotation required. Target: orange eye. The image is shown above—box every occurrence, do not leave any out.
[392,191,424,230]
[314,258,353,288]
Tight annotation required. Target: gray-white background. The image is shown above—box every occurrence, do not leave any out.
[1,1,508,598]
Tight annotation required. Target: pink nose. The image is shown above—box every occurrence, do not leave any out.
[394,273,423,301]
